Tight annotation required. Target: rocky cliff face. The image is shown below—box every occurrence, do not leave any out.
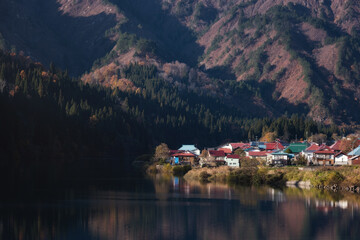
[1,0,360,123]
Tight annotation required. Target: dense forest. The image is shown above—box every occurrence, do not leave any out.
[0,50,344,185]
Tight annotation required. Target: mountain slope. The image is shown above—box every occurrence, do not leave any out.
[1,0,360,124]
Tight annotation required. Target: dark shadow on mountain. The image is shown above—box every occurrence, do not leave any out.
[204,65,237,80]
[0,0,117,76]
[108,0,204,67]
[257,80,309,117]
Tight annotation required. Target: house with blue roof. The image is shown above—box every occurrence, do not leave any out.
[348,145,360,165]
[348,145,360,156]
[178,145,200,156]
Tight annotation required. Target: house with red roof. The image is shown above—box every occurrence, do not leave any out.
[171,152,197,165]
[265,142,285,151]
[218,147,232,155]
[314,149,335,166]
[301,143,331,165]
[225,154,240,167]
[199,150,226,167]
[209,150,226,162]
[330,140,342,152]
[230,143,252,150]
[247,150,270,161]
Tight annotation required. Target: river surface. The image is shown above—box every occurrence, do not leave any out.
[1,175,360,240]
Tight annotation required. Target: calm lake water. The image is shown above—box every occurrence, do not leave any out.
[1,175,360,240]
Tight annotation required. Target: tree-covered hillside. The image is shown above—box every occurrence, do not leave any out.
[0,50,343,184]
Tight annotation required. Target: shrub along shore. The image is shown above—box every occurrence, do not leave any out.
[183,166,360,190]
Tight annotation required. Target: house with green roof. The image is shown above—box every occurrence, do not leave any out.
[284,142,309,155]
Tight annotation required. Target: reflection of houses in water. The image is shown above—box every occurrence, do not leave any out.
[315,200,349,213]
[206,184,233,199]
[268,188,286,202]
[171,177,191,195]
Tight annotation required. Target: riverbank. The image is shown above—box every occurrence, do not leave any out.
[184,166,360,190]
[146,163,192,176]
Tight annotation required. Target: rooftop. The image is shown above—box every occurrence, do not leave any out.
[330,140,342,151]
[218,148,232,154]
[265,142,285,150]
[179,145,198,151]
[314,150,335,154]
[209,150,225,157]
[249,151,269,157]
[172,152,196,157]
[348,145,360,156]
[285,142,308,153]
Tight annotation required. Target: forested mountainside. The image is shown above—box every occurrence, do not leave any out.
[1,0,360,124]
[0,50,340,182]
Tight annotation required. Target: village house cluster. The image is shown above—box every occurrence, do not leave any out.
[169,138,360,168]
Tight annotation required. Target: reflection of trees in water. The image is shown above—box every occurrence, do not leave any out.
[3,181,360,239]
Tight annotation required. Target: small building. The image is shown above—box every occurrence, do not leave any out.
[171,152,196,165]
[301,143,319,164]
[199,150,226,167]
[268,151,289,165]
[347,145,360,156]
[301,143,330,165]
[314,150,335,166]
[209,150,226,166]
[178,145,200,156]
[247,151,269,161]
[334,152,349,166]
[350,155,360,165]
[348,146,360,165]
[225,154,240,167]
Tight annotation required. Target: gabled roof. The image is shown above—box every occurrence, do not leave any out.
[258,144,266,149]
[305,143,320,151]
[227,154,240,159]
[230,143,251,150]
[218,148,232,154]
[249,151,269,157]
[348,145,360,156]
[318,143,331,150]
[314,150,335,154]
[172,152,196,157]
[271,151,288,155]
[285,142,308,153]
[350,155,360,160]
[330,140,342,151]
[265,142,285,150]
[209,150,225,157]
[335,151,346,158]
[179,145,198,151]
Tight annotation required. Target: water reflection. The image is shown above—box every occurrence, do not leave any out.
[2,176,360,240]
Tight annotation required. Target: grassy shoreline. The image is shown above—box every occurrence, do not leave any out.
[184,166,360,188]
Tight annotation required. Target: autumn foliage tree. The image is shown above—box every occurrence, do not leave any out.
[260,132,276,142]
[234,148,245,157]
[154,143,170,163]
